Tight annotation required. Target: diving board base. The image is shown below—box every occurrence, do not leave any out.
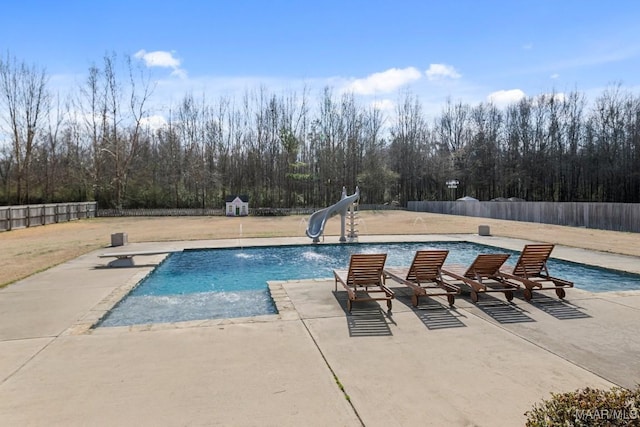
[107,257,136,268]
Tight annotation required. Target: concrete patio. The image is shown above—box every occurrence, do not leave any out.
[1,235,639,426]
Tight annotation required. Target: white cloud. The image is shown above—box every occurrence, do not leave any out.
[425,64,461,81]
[170,68,188,79]
[134,50,187,78]
[550,73,560,79]
[345,67,422,95]
[134,50,180,68]
[487,89,526,107]
[371,99,395,112]
[140,114,168,130]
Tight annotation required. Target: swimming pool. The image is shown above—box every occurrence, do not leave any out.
[98,241,640,327]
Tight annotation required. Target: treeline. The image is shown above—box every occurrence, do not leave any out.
[1,53,640,208]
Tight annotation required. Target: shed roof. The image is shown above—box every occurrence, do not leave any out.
[224,195,249,203]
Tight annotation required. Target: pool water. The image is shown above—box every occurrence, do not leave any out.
[98,242,640,327]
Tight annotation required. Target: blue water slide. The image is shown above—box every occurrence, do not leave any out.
[306,187,359,242]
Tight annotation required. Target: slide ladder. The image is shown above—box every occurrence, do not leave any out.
[346,200,358,241]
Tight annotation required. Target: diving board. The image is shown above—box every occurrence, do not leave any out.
[99,250,176,267]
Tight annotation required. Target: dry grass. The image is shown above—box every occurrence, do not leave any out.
[2,210,639,288]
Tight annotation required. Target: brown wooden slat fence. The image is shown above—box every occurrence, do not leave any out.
[96,204,402,218]
[97,208,226,217]
[408,201,640,233]
[97,208,313,217]
[0,202,97,231]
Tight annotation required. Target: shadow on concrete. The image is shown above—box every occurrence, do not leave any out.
[333,291,394,337]
[394,293,467,330]
[93,264,157,270]
[471,295,536,324]
[525,294,592,320]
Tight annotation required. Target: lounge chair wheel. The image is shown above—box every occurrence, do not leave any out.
[471,291,479,303]
[505,290,514,302]
[447,294,455,306]
[556,288,566,299]
[411,294,419,307]
[523,289,533,301]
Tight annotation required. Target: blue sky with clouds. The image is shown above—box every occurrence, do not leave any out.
[3,0,640,120]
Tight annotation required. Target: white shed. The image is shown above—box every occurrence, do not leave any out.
[225,195,249,216]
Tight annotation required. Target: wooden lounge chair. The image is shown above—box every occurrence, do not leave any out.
[333,253,394,312]
[441,253,520,303]
[384,250,460,307]
[500,244,573,301]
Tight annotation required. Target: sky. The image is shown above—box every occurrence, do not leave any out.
[3,0,640,125]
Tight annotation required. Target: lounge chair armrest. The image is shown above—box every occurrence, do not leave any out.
[380,283,395,298]
[500,270,542,289]
[437,280,461,293]
[441,268,486,292]
[333,270,346,291]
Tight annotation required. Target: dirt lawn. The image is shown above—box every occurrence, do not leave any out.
[1,210,639,287]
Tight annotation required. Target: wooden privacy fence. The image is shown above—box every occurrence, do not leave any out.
[97,208,312,217]
[0,202,97,231]
[98,208,226,217]
[96,204,401,217]
[408,201,640,233]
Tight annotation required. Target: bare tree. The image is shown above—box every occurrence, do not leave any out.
[358,104,398,203]
[389,92,430,203]
[37,92,66,201]
[0,53,49,204]
[77,53,153,208]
